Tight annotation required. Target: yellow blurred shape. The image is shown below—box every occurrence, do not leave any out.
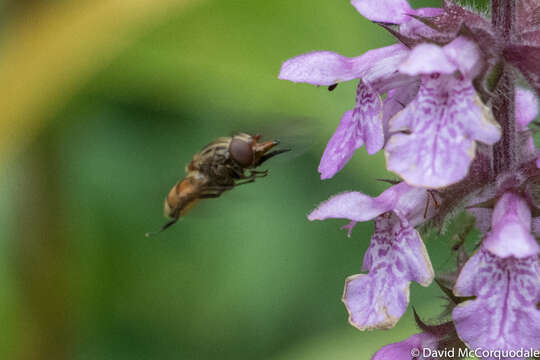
[0,0,199,163]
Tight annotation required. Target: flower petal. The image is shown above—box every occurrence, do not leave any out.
[351,0,412,24]
[317,81,383,179]
[354,81,384,155]
[317,110,356,179]
[385,75,500,188]
[483,192,540,258]
[442,36,482,79]
[360,45,411,93]
[399,37,481,79]
[372,332,438,360]
[343,213,434,330]
[382,82,420,139]
[308,182,424,223]
[516,87,539,129]
[278,51,364,86]
[399,43,457,76]
[278,44,407,86]
[453,249,540,352]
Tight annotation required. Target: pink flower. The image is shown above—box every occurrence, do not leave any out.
[308,183,435,329]
[280,11,500,188]
[453,193,540,353]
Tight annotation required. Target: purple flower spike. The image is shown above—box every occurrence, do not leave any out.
[385,38,500,188]
[453,193,540,353]
[278,0,540,352]
[309,182,435,330]
[372,332,438,360]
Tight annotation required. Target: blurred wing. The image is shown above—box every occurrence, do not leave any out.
[231,114,322,162]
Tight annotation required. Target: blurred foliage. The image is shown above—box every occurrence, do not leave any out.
[0,0,478,359]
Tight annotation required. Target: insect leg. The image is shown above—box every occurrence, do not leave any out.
[199,184,235,198]
[199,193,223,199]
[234,178,256,186]
[202,185,234,192]
[249,170,269,178]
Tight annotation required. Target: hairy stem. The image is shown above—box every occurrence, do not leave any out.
[491,0,517,174]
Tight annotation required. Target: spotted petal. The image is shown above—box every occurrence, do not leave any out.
[382,82,420,140]
[385,75,500,188]
[317,82,382,179]
[343,213,434,330]
[453,249,540,352]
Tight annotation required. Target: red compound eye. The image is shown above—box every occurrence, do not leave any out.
[229,137,254,167]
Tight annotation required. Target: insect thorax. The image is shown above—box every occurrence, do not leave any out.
[188,137,245,185]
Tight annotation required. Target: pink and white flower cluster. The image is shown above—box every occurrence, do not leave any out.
[279,0,540,358]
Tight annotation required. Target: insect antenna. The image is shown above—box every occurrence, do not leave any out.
[145,218,178,237]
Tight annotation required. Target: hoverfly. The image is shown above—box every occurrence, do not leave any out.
[146,133,290,236]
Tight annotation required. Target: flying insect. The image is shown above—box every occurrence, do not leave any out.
[146,133,289,236]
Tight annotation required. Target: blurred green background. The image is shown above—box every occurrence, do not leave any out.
[0,0,478,359]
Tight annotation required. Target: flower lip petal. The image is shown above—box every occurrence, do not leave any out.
[385,75,499,188]
[453,249,540,352]
[343,213,433,330]
[351,0,412,24]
